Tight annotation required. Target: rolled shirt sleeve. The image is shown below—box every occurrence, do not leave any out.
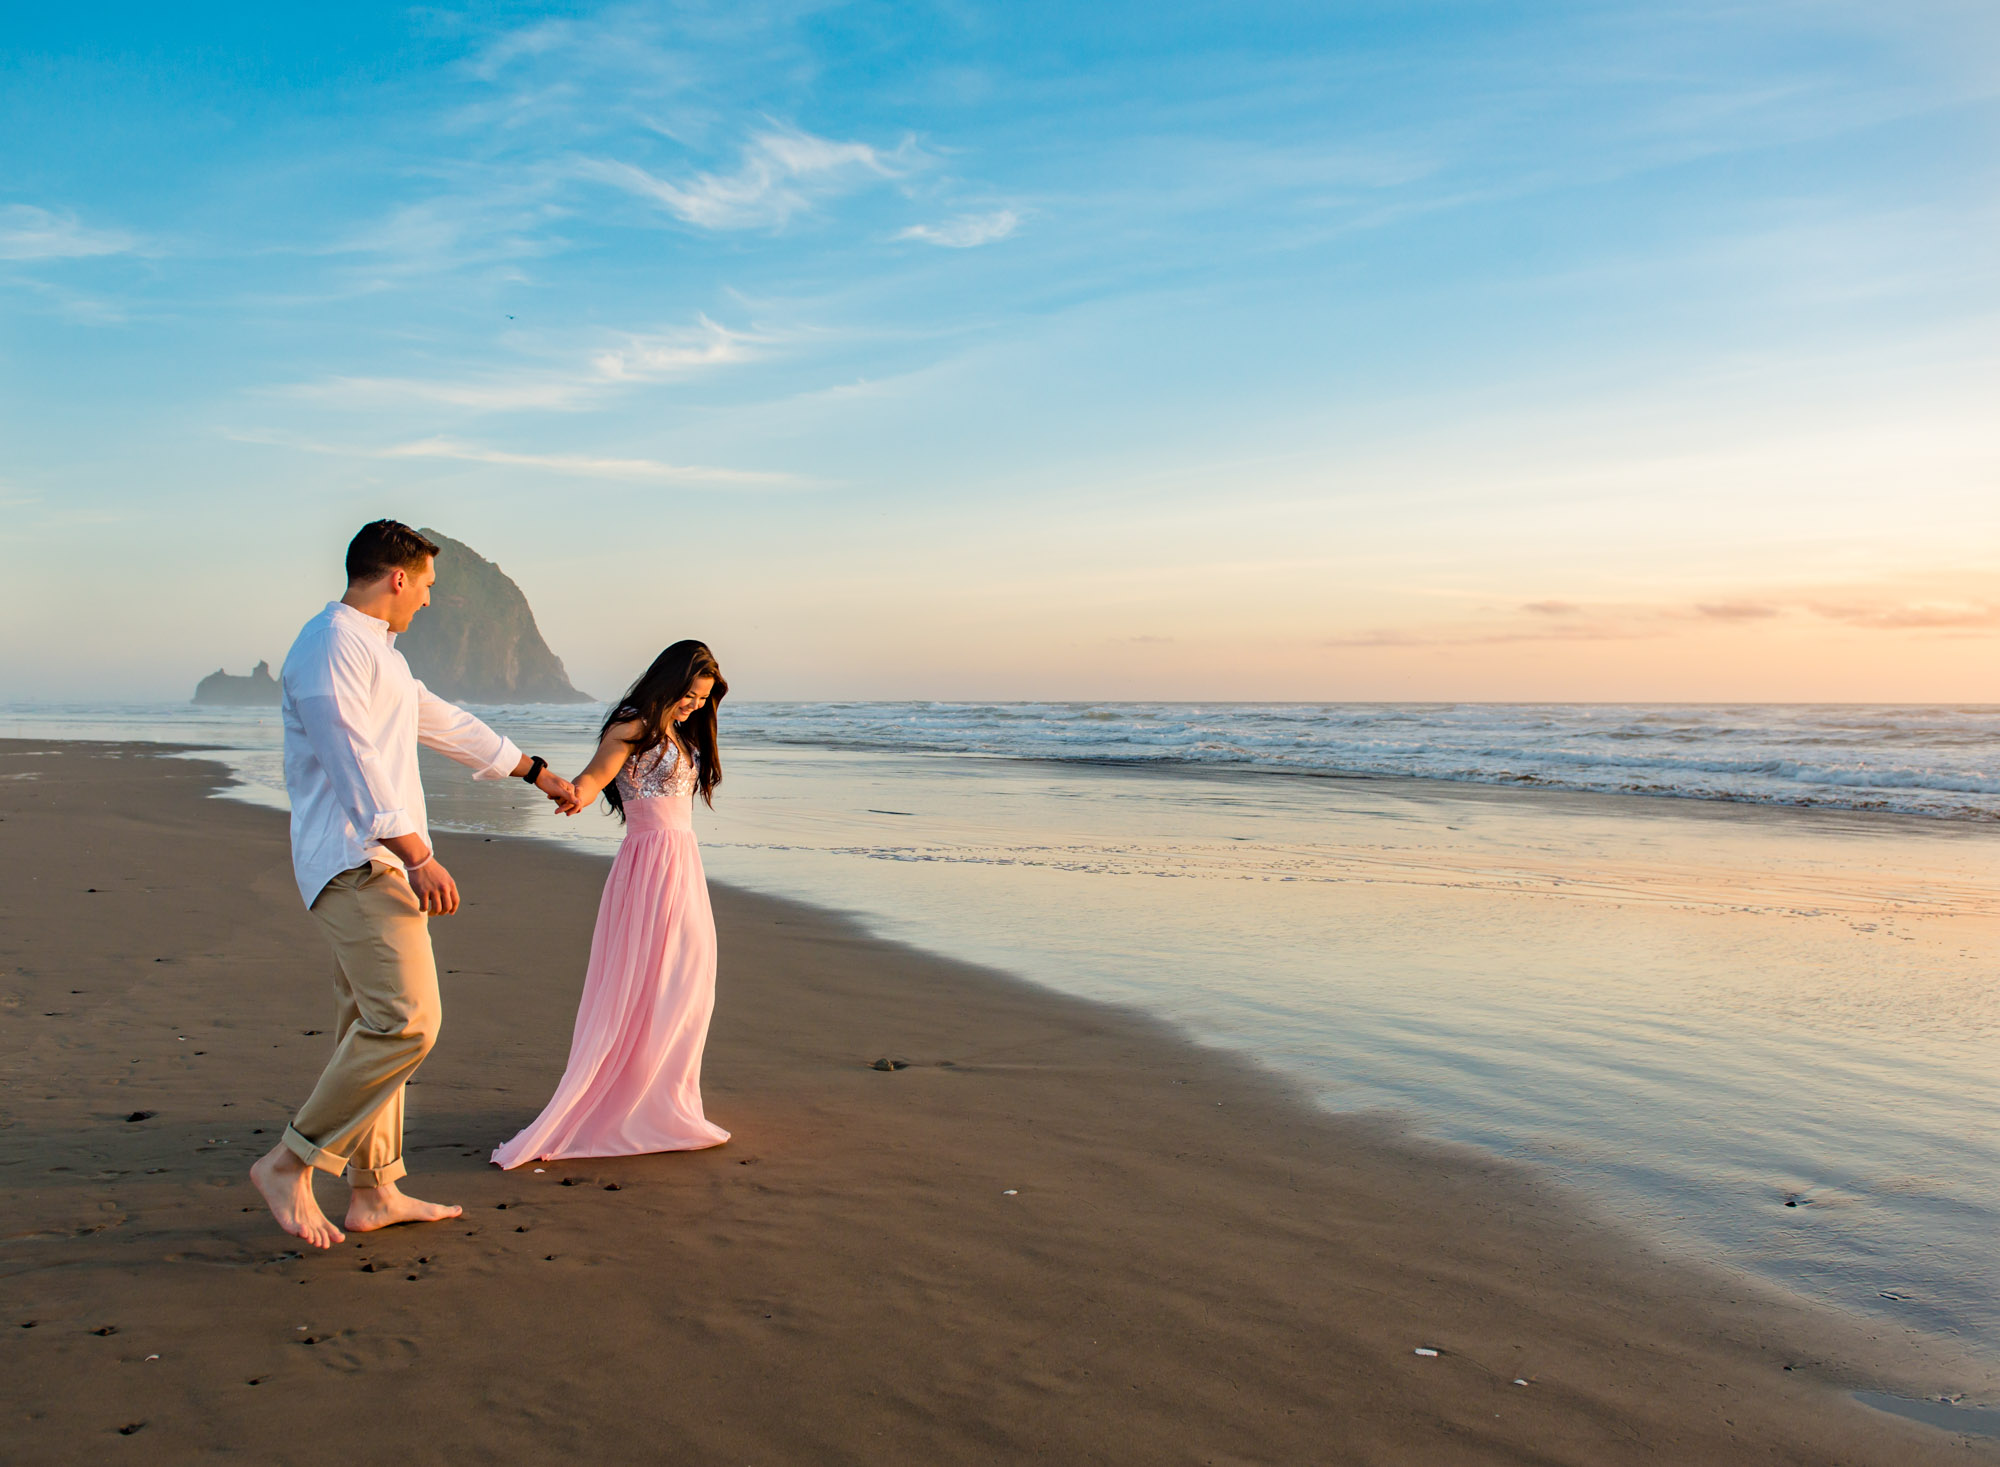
[415,682,522,781]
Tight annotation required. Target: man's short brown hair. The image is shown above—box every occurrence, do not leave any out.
[345,520,440,585]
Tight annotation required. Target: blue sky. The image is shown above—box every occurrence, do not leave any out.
[3,1,1996,700]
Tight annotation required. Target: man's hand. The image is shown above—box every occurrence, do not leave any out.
[405,858,460,916]
[379,833,459,915]
[534,767,577,809]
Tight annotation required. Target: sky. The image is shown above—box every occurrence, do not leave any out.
[2,0,1996,702]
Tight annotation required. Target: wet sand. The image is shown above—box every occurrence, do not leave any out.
[2,739,1993,1464]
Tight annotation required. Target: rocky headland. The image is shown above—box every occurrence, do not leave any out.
[395,528,591,703]
[191,530,591,706]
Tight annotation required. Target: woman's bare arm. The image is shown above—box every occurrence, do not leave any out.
[557,719,644,815]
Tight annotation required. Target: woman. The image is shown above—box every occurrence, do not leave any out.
[492,641,731,1168]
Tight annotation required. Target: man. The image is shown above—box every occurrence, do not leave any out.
[249,520,574,1248]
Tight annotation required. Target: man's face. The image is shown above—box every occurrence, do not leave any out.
[384,557,436,634]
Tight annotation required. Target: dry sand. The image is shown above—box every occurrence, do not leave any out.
[2,739,1993,1464]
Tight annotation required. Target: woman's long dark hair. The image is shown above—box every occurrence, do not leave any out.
[600,640,726,819]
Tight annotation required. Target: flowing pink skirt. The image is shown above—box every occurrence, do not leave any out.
[492,795,730,1168]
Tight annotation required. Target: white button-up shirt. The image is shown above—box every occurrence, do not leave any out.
[280,601,521,906]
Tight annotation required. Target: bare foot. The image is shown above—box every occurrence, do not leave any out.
[345,1180,463,1233]
[249,1144,345,1250]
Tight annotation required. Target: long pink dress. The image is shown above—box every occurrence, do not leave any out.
[492,742,730,1168]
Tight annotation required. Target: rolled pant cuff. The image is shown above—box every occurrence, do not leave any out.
[282,1126,407,1186]
[345,1157,407,1188]
[282,1125,350,1177]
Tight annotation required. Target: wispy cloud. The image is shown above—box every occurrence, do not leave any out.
[575,126,916,230]
[0,205,136,261]
[464,10,694,96]
[321,191,569,282]
[1693,600,1780,621]
[285,374,593,412]
[1330,584,2000,651]
[1324,621,1657,649]
[226,430,805,488]
[468,16,577,80]
[590,317,763,379]
[1810,600,2000,630]
[378,436,799,486]
[897,209,1020,248]
[280,316,764,412]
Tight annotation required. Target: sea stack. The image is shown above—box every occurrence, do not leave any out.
[395,528,592,704]
[192,660,282,706]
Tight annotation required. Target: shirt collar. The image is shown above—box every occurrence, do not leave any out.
[327,600,394,643]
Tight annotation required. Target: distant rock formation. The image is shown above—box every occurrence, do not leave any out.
[193,660,282,706]
[395,529,592,704]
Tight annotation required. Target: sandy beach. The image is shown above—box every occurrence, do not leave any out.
[2,739,1992,1464]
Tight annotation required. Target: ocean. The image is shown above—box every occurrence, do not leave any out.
[725,700,2000,820]
[7,699,1997,1364]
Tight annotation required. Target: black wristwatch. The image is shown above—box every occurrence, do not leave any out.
[521,755,547,785]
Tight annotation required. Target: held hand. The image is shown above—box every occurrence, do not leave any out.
[404,858,461,916]
[534,767,575,807]
[555,777,594,816]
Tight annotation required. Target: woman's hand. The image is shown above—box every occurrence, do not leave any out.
[533,765,577,807]
[560,721,640,816]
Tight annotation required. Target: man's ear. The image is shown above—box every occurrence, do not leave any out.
[387,567,408,595]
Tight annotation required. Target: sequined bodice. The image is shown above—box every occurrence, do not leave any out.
[615,741,698,802]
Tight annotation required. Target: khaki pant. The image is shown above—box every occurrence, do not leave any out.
[282,862,440,1187]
